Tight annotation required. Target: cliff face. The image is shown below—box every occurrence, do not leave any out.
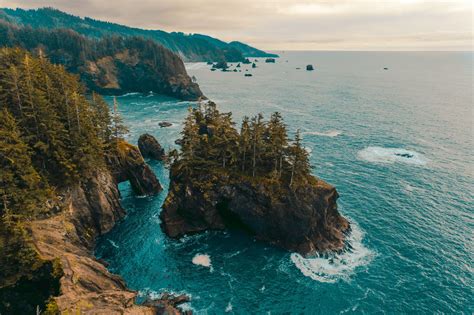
[82,46,204,101]
[0,23,205,101]
[24,145,184,314]
[161,172,349,255]
[29,171,147,314]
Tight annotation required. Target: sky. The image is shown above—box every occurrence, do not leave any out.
[2,0,473,51]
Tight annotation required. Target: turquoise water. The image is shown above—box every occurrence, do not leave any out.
[96,52,473,314]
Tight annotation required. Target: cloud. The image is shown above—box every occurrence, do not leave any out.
[2,0,472,50]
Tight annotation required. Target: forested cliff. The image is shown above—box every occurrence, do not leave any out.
[0,7,278,62]
[0,48,177,314]
[0,22,204,100]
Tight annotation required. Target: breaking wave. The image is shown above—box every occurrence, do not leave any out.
[117,92,140,97]
[302,130,343,137]
[357,146,428,165]
[291,220,374,283]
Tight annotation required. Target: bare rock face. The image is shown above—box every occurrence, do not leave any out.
[28,164,186,314]
[161,172,349,255]
[138,134,165,161]
[29,172,155,314]
[108,141,162,195]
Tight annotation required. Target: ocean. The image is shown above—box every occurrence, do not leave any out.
[95,51,473,314]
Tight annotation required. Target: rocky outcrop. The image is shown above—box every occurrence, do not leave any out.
[143,294,191,315]
[306,65,314,71]
[0,21,205,101]
[138,134,165,161]
[26,150,185,314]
[161,171,350,255]
[108,141,162,195]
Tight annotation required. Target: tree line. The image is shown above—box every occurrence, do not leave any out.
[172,102,312,187]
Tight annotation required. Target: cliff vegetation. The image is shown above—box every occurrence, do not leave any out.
[0,21,204,100]
[0,48,135,313]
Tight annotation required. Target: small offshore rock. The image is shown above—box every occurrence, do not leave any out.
[159,121,173,128]
[138,133,165,161]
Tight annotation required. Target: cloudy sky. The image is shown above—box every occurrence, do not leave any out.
[3,0,473,50]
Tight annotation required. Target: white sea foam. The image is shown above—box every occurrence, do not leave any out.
[302,130,343,137]
[291,221,374,283]
[118,92,140,97]
[357,146,428,165]
[192,254,213,271]
[108,239,119,249]
[225,302,233,312]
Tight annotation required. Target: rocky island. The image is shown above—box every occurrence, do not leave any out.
[161,103,349,255]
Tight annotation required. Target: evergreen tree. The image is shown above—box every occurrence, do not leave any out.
[90,92,113,152]
[0,108,50,217]
[250,113,265,177]
[239,116,251,172]
[267,112,288,178]
[289,130,311,188]
[110,96,129,150]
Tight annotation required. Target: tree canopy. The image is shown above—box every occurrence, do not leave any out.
[174,102,313,188]
[0,47,127,292]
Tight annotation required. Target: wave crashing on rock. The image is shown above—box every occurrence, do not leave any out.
[357,146,428,165]
[291,220,374,283]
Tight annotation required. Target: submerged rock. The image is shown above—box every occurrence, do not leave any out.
[159,121,173,128]
[138,133,165,161]
[161,171,349,256]
[395,153,413,158]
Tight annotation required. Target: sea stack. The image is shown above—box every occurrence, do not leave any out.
[138,133,165,161]
[160,103,350,255]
